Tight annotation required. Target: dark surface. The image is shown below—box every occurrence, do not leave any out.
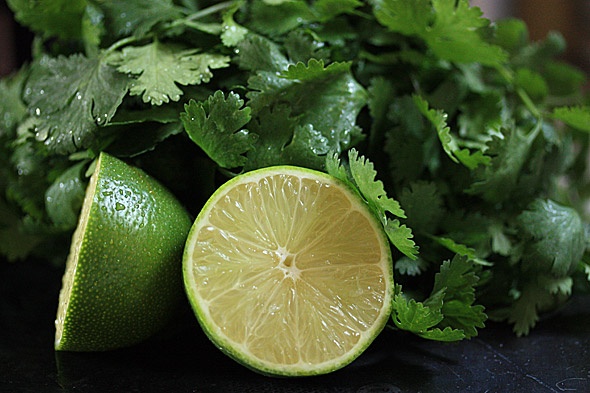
[1,259,589,393]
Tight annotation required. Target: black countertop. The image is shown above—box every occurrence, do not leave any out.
[2,259,589,393]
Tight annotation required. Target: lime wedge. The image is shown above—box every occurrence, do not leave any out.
[183,166,393,376]
[55,152,192,351]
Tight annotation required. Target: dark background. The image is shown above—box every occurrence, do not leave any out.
[2,258,590,392]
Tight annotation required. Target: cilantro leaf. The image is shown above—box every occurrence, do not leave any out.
[249,0,361,36]
[395,256,428,276]
[431,236,491,266]
[45,162,86,230]
[23,54,129,154]
[552,106,590,133]
[430,255,486,338]
[371,0,431,37]
[245,105,329,170]
[221,4,248,47]
[236,34,291,73]
[314,0,364,21]
[391,285,467,341]
[543,61,587,96]
[426,0,507,65]
[413,95,490,170]
[514,68,548,103]
[467,125,539,203]
[247,59,367,153]
[0,197,44,261]
[508,279,554,336]
[327,149,419,259]
[398,181,444,235]
[347,149,405,221]
[98,0,183,38]
[108,40,230,106]
[0,70,28,138]
[181,91,255,169]
[249,0,316,36]
[7,0,86,39]
[324,151,352,186]
[517,199,586,277]
[372,0,507,65]
[384,219,420,260]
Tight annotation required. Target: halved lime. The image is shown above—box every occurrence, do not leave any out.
[55,152,192,351]
[183,166,393,376]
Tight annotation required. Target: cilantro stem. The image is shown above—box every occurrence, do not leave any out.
[494,64,542,120]
[184,1,236,22]
[516,88,542,119]
[165,0,236,31]
[103,36,144,56]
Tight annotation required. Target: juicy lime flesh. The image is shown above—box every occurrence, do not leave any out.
[55,153,191,351]
[184,167,393,375]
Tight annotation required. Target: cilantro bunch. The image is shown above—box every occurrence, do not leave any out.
[2,0,590,338]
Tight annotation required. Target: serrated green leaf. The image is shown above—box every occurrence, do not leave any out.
[467,125,537,203]
[372,0,431,37]
[221,4,248,46]
[279,58,350,80]
[384,219,419,260]
[325,152,353,186]
[108,40,230,106]
[247,59,366,153]
[413,95,491,170]
[372,0,507,65]
[514,68,548,102]
[325,149,418,259]
[430,255,486,338]
[98,0,183,38]
[0,70,28,138]
[398,181,444,235]
[347,149,405,221]
[23,54,129,154]
[392,286,466,341]
[432,236,491,266]
[181,91,255,169]
[395,256,427,276]
[419,326,466,341]
[7,0,86,39]
[392,291,444,333]
[543,61,587,96]
[426,0,507,65]
[245,105,329,170]
[45,162,86,229]
[249,0,315,35]
[539,275,573,296]
[508,281,553,336]
[552,106,590,133]
[236,34,291,73]
[518,199,586,277]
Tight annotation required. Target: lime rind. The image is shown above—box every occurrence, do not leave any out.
[55,153,192,351]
